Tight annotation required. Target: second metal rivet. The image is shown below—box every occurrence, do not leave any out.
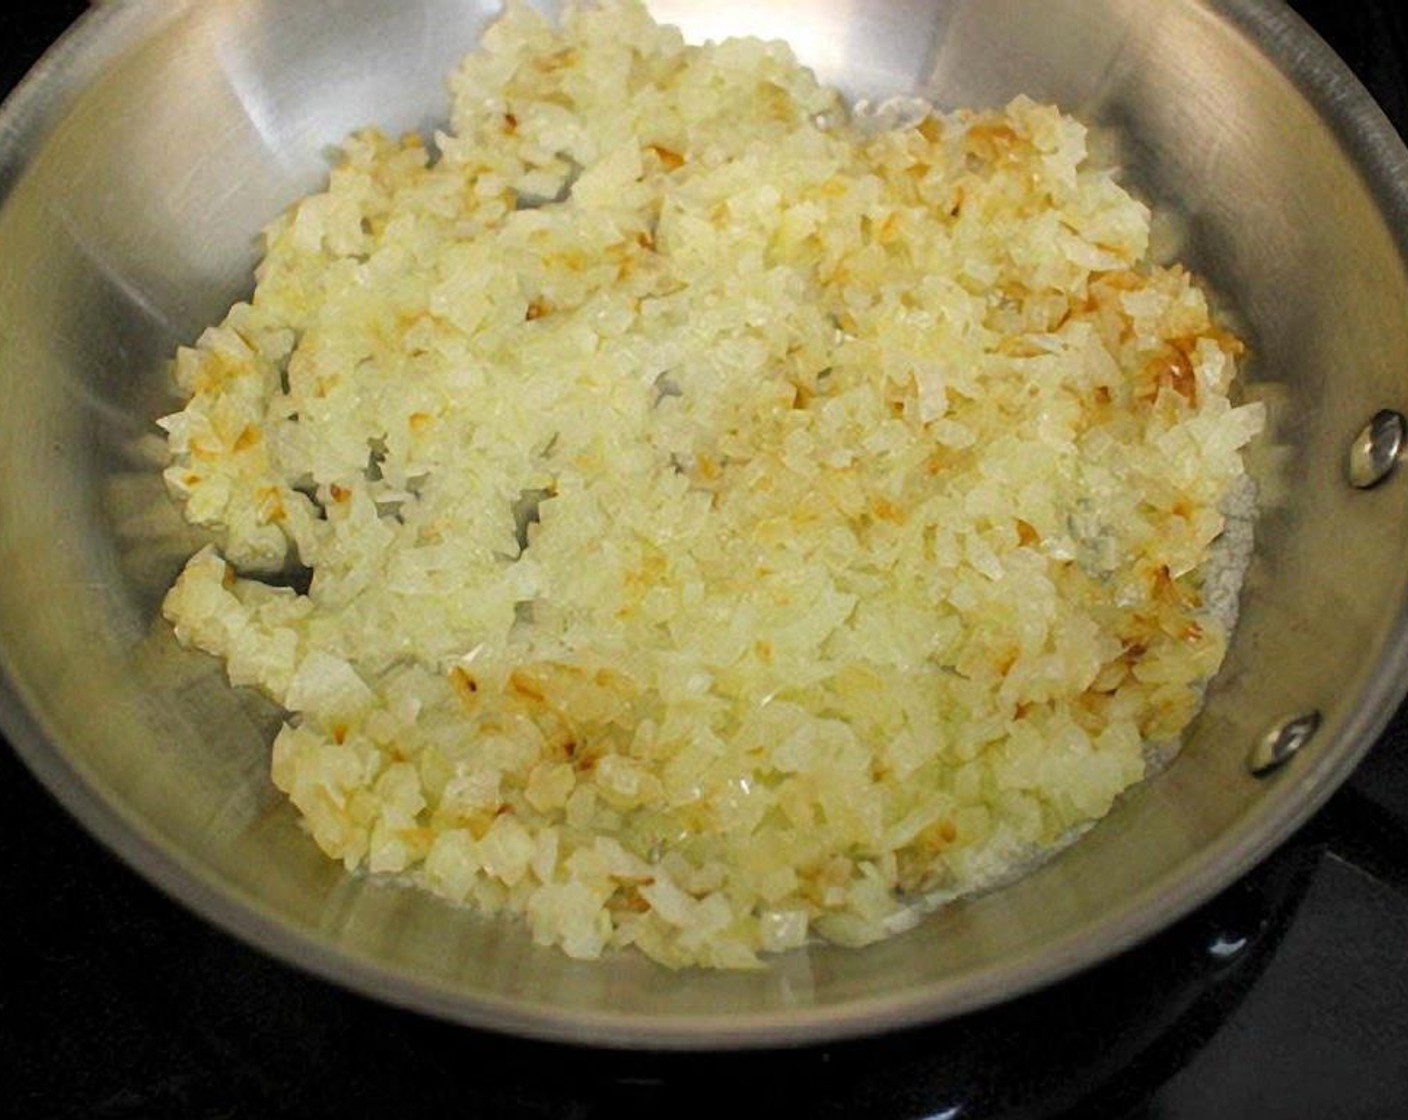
[1248,711,1321,777]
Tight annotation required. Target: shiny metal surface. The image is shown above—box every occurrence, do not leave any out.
[1248,712,1323,777]
[1348,408,1407,489]
[4,0,1408,1048]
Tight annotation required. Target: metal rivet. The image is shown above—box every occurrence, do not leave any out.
[1207,931,1249,961]
[1348,409,1406,489]
[1248,712,1321,777]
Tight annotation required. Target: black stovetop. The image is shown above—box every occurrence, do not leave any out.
[4,3,1408,1118]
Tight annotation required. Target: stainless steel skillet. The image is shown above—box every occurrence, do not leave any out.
[2,0,1407,1046]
